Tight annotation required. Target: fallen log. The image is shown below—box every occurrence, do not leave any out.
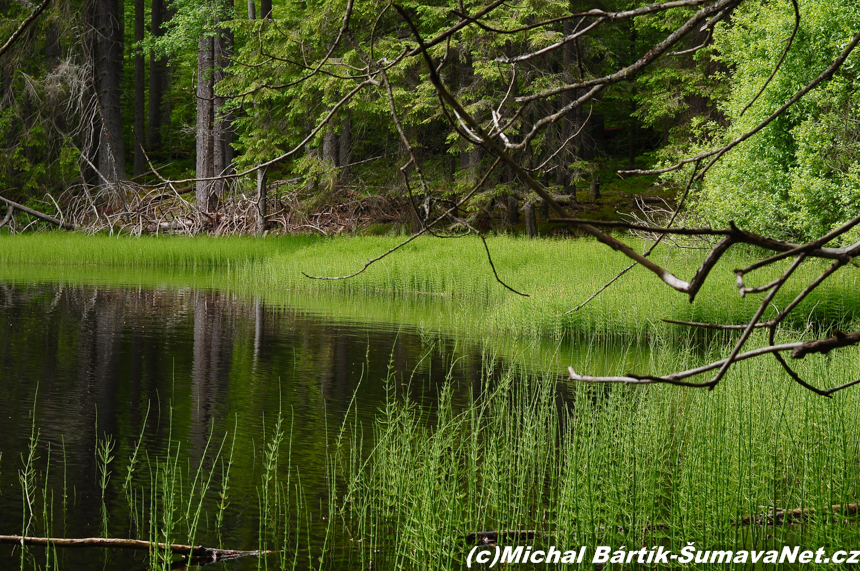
[0,196,75,230]
[0,535,275,564]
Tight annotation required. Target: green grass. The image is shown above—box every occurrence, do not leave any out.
[6,231,860,569]
[2,233,857,346]
[0,233,317,268]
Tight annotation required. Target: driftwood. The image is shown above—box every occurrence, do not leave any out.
[0,196,75,230]
[0,535,275,564]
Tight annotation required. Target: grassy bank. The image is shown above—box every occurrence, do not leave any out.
[1,233,858,343]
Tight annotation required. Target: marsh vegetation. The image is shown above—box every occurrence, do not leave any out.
[1,235,860,569]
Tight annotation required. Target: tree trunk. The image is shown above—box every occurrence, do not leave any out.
[558,17,576,194]
[587,113,605,160]
[260,0,271,18]
[322,124,337,189]
[256,167,267,235]
[133,0,146,176]
[147,0,164,152]
[539,199,549,220]
[196,34,215,214]
[628,22,637,169]
[45,23,60,67]
[458,49,480,184]
[213,13,234,199]
[525,201,536,238]
[96,0,126,185]
[322,125,337,167]
[160,5,175,147]
[507,194,519,226]
[590,177,600,200]
[247,0,265,233]
[338,116,351,183]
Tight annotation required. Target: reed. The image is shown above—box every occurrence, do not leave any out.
[2,233,858,343]
[330,341,860,569]
[5,234,860,570]
[0,233,316,269]
[8,339,860,569]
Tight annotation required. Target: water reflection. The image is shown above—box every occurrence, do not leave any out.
[0,283,494,570]
[0,281,658,570]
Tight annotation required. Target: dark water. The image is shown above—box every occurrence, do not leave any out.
[0,282,505,570]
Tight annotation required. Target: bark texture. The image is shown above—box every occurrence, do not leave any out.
[96,0,126,185]
[133,0,145,176]
[196,34,215,213]
[147,0,165,152]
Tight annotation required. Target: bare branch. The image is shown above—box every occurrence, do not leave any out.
[0,0,51,60]
[0,195,75,230]
[303,157,502,281]
[569,328,860,388]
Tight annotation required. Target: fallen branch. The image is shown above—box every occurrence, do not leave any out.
[0,204,13,228]
[0,196,75,230]
[0,535,275,564]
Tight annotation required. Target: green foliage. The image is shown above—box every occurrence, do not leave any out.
[221,0,650,191]
[692,0,860,241]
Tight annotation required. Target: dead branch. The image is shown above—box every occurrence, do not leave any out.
[0,0,52,60]
[0,535,275,564]
[0,204,13,229]
[569,327,860,396]
[0,196,76,230]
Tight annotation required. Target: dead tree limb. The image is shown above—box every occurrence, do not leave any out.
[0,0,51,60]
[0,535,275,564]
[0,196,76,230]
[390,1,860,395]
[0,204,13,229]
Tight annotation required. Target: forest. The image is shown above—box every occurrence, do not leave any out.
[0,0,856,241]
[3,1,860,570]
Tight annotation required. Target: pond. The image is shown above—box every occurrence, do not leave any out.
[0,281,499,569]
[2,280,626,569]
[2,277,860,570]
